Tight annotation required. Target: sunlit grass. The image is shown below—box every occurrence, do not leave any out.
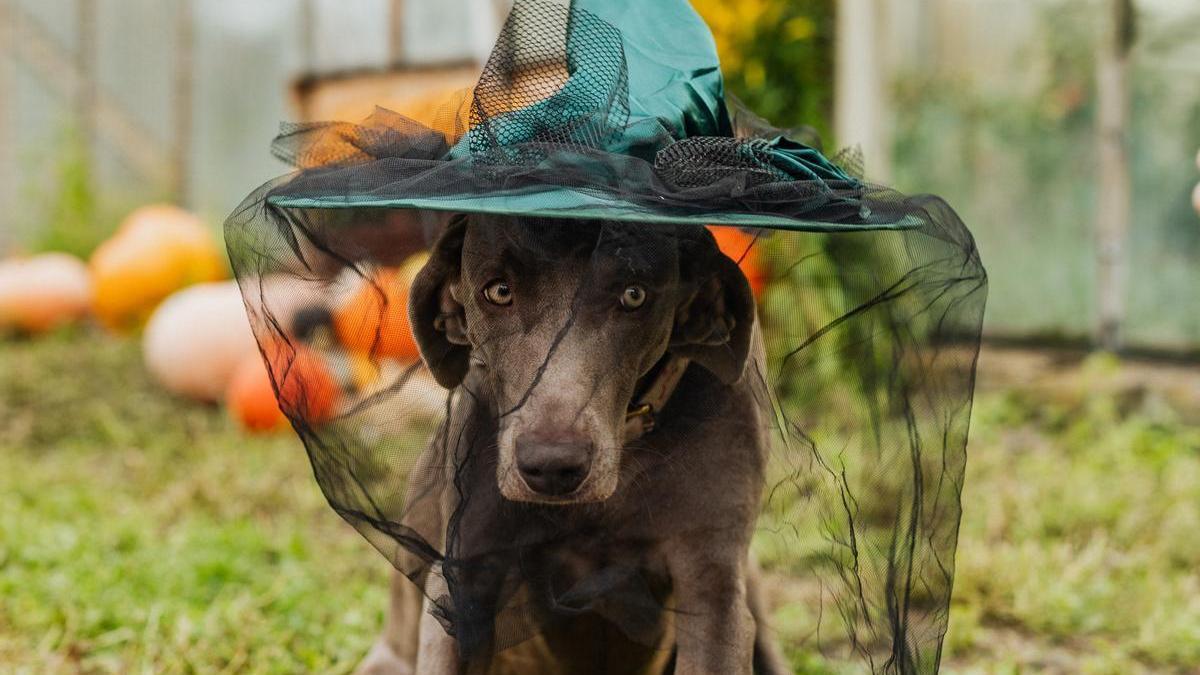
[1,332,1197,673]
[0,331,385,673]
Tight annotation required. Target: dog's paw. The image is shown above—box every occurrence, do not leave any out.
[354,640,414,675]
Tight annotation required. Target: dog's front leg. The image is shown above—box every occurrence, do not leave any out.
[666,547,755,675]
[415,563,461,675]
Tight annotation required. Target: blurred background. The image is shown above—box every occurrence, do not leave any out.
[1,0,1199,673]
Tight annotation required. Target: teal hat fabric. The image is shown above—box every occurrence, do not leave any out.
[265,0,921,231]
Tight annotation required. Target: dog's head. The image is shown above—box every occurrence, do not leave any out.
[409,214,755,504]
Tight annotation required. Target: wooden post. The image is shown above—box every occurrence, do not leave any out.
[172,0,195,206]
[1094,0,1135,351]
[835,0,890,180]
[77,0,97,184]
[300,0,316,74]
[389,0,406,66]
[0,0,13,252]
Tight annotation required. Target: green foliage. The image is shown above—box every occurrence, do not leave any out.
[15,122,159,259]
[692,0,837,140]
[20,125,105,258]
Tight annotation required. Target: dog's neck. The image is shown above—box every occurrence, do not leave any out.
[622,354,690,442]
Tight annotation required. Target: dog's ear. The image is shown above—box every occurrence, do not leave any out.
[671,231,756,385]
[409,215,471,388]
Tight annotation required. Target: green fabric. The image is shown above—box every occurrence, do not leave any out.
[450,0,730,163]
[266,191,922,232]
[762,136,856,183]
[581,0,731,140]
[451,0,855,184]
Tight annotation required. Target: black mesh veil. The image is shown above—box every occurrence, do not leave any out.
[224,1,986,672]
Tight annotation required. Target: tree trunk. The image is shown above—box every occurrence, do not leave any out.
[1094,0,1135,351]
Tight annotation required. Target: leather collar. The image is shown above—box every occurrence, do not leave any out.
[623,354,690,442]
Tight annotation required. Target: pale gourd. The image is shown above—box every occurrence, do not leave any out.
[142,281,259,402]
[0,253,92,334]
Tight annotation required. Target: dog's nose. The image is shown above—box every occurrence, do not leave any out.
[516,441,591,496]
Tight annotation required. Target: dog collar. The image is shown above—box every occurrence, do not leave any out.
[623,354,690,442]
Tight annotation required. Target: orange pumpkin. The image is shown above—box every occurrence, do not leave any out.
[226,353,287,432]
[707,226,768,297]
[0,253,92,334]
[333,265,421,361]
[262,339,341,424]
[90,205,226,332]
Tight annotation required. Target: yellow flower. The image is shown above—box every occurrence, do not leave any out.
[785,16,816,41]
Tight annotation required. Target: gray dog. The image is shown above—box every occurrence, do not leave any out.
[357,214,789,675]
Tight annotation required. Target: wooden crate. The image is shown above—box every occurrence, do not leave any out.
[290,62,480,123]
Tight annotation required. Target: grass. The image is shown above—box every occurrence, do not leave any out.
[0,331,385,674]
[942,354,1200,674]
[1,331,1198,673]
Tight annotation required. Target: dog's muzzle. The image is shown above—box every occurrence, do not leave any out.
[515,440,592,496]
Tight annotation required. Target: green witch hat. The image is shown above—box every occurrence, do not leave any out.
[266,0,921,231]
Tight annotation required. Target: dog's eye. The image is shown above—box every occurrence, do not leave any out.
[620,285,647,310]
[483,280,514,306]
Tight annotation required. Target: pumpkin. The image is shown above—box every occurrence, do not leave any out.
[1193,181,1200,217]
[262,339,342,424]
[90,205,226,332]
[397,252,430,287]
[347,352,381,393]
[707,226,768,297]
[333,262,422,361]
[0,253,92,334]
[226,353,287,432]
[142,281,259,402]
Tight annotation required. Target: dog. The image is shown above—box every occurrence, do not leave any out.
[355,213,789,674]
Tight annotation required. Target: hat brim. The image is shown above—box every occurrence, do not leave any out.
[266,189,924,232]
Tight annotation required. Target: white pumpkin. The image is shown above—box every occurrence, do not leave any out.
[143,281,260,401]
[0,253,92,333]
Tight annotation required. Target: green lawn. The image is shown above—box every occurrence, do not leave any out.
[2,332,1198,673]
